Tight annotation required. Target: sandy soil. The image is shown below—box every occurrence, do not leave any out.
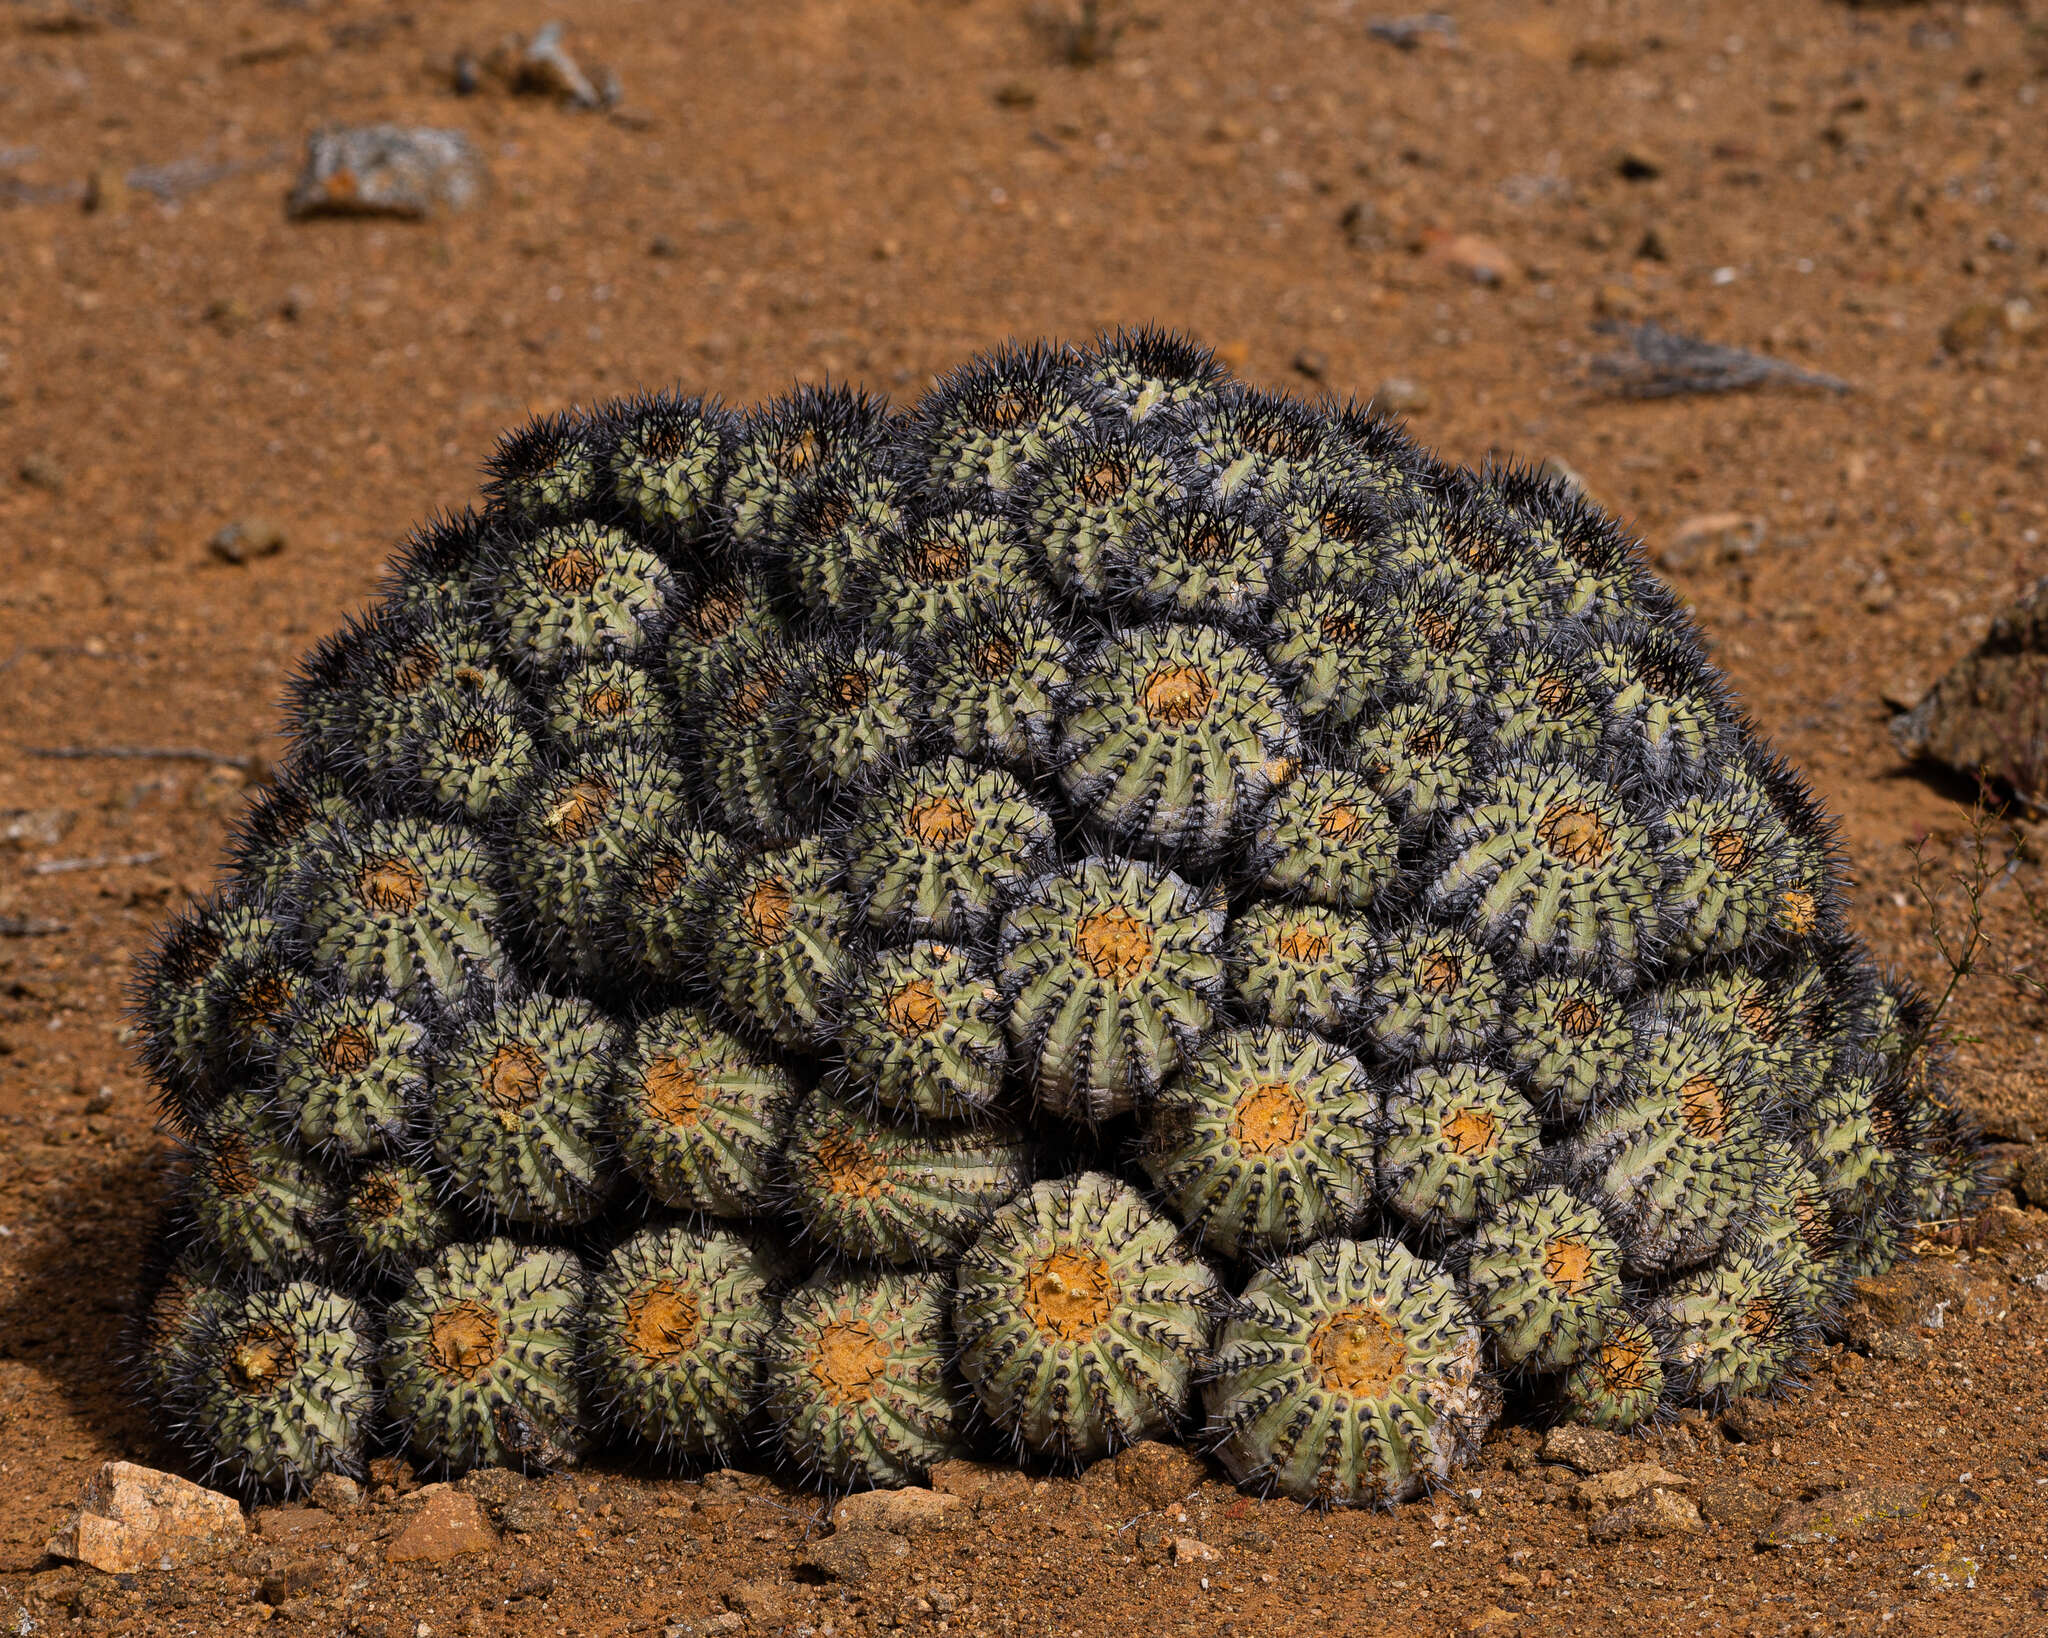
[4,1,2048,1633]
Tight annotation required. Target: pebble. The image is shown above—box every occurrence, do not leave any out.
[1539,1424,1629,1475]
[384,1490,495,1565]
[829,1487,966,1535]
[287,125,490,221]
[1107,1440,1209,1509]
[46,1461,246,1575]
[1373,376,1431,414]
[1292,348,1329,381]
[1422,229,1515,286]
[207,519,288,564]
[308,1472,361,1514]
[1168,1535,1218,1566]
[516,21,607,109]
[1655,511,1765,573]
[1588,1486,1704,1542]
[1574,1463,1692,1509]
[1758,1484,1929,1548]
[725,1579,785,1622]
[17,451,63,492]
[1890,574,2048,808]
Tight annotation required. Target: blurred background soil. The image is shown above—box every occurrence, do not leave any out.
[4,0,2048,1633]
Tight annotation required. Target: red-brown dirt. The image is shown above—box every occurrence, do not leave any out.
[4,2,2048,1634]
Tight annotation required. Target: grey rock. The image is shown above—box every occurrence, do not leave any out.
[288,125,489,221]
[1892,577,2048,808]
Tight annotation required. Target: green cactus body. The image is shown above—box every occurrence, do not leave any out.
[1395,505,1564,631]
[1058,625,1299,861]
[953,1173,1218,1461]
[1648,1244,1808,1404]
[765,1270,964,1488]
[1797,1055,1901,1218]
[866,509,1045,641]
[1251,769,1402,909]
[507,740,690,973]
[1184,391,1330,506]
[1203,1237,1494,1506]
[1266,585,1394,734]
[538,658,677,752]
[1079,327,1226,423]
[723,388,886,544]
[138,1248,236,1408]
[489,414,601,522]
[917,351,1093,498]
[1481,648,1605,768]
[666,571,786,705]
[609,393,729,533]
[491,520,673,674]
[1377,1063,1541,1234]
[833,942,1009,1120]
[352,618,511,783]
[694,642,799,843]
[784,1093,1032,1264]
[585,1226,772,1462]
[334,1160,457,1278]
[1425,766,1661,970]
[1227,901,1377,1033]
[601,828,735,984]
[1273,491,1388,592]
[294,816,507,1013]
[1495,482,1643,623]
[1024,431,1176,600]
[141,898,295,1105]
[187,1093,328,1276]
[1661,970,1802,1104]
[1587,631,1727,785]
[1462,1187,1623,1370]
[1559,1310,1667,1431]
[780,644,920,800]
[1501,973,1639,1121]
[1744,1142,1843,1312]
[1115,502,1276,627]
[1141,1028,1375,1258]
[1566,1042,1763,1274]
[1380,576,1496,716]
[777,462,906,620]
[922,600,1077,772]
[275,993,428,1159]
[610,1008,798,1214]
[431,994,614,1227]
[186,1282,376,1493]
[706,838,850,1050]
[383,1237,586,1473]
[412,686,538,820]
[996,856,1227,1122]
[1361,925,1505,1063]
[843,759,1056,942]
[226,771,362,905]
[1344,702,1475,825]
[1656,775,1802,961]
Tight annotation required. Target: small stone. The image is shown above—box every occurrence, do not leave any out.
[207,519,288,564]
[17,451,63,492]
[1169,1535,1218,1566]
[1890,575,2048,807]
[82,165,128,216]
[700,1616,745,1636]
[1292,348,1329,381]
[287,125,490,220]
[1111,1441,1209,1510]
[1588,1486,1704,1542]
[1540,1425,1630,1475]
[384,1491,495,1565]
[1656,512,1764,574]
[927,1459,1011,1504]
[1940,302,2005,356]
[726,1579,785,1622]
[1460,1608,1523,1634]
[1616,147,1664,181]
[515,21,608,109]
[1373,376,1431,414]
[258,1564,319,1606]
[1536,455,1590,500]
[1573,1463,1692,1508]
[255,1507,335,1542]
[2015,1148,2048,1210]
[1593,283,1643,320]
[1422,229,1515,285]
[648,234,681,259]
[308,1473,361,1515]
[1759,1485,1929,1548]
[793,1537,879,1585]
[994,81,1037,108]
[47,1461,246,1575]
[828,1488,966,1535]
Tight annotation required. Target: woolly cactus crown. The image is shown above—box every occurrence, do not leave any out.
[133,329,1977,1506]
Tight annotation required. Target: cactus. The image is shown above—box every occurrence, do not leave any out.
[585,1225,773,1462]
[383,1238,586,1473]
[765,1270,965,1488]
[126,335,1973,1507]
[953,1173,1218,1460]
[1141,1028,1376,1258]
[1203,1237,1495,1506]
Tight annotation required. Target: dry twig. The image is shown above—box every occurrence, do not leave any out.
[1590,321,1853,398]
[28,745,261,773]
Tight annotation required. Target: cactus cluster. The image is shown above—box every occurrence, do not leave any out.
[133,333,1977,1506]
